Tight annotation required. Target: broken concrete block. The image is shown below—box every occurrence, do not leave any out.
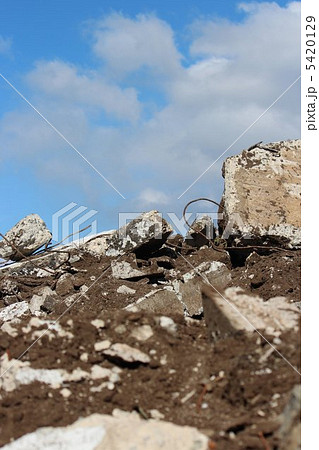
[127,289,184,316]
[106,210,173,257]
[0,251,69,277]
[219,140,301,248]
[176,261,231,316]
[1,411,209,450]
[103,343,150,364]
[0,214,52,261]
[202,286,300,340]
[0,301,29,322]
[185,215,215,248]
[29,286,58,314]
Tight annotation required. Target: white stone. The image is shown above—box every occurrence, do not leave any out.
[158,316,177,335]
[2,411,209,450]
[91,319,105,329]
[60,388,72,398]
[0,301,29,322]
[117,285,136,295]
[94,340,111,352]
[130,325,154,341]
[103,343,151,364]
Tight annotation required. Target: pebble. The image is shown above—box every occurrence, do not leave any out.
[94,340,111,352]
[60,388,72,398]
[91,319,105,329]
[130,325,153,341]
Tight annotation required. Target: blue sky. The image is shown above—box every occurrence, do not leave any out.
[0,0,301,242]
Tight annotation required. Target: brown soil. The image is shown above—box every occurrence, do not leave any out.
[0,246,301,449]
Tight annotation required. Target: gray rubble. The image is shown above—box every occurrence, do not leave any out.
[0,214,52,261]
[106,210,173,257]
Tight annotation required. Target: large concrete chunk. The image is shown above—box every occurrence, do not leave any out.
[106,211,173,257]
[0,214,52,261]
[219,140,301,248]
[2,411,209,450]
[202,286,300,340]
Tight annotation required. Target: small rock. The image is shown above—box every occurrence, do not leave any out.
[128,289,184,316]
[149,409,165,420]
[80,353,88,362]
[91,319,105,329]
[104,343,151,365]
[130,325,154,341]
[158,316,177,335]
[0,301,29,322]
[114,324,126,334]
[60,388,72,398]
[29,287,58,315]
[94,340,112,352]
[117,285,136,295]
[112,261,145,279]
[90,365,113,380]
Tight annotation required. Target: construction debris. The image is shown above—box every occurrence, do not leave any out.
[219,139,301,249]
[0,141,301,449]
[0,214,52,261]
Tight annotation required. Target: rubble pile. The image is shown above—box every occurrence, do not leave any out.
[0,140,301,450]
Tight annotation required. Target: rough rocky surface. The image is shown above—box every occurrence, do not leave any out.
[0,144,301,449]
[185,215,215,248]
[219,139,301,249]
[106,210,173,257]
[2,410,209,450]
[202,286,300,340]
[0,214,52,261]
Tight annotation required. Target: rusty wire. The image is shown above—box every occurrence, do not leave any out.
[0,225,93,275]
[182,197,295,254]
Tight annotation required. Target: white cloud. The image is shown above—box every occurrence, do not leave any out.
[0,35,12,55]
[0,4,301,225]
[91,13,182,79]
[26,60,141,122]
[138,188,170,206]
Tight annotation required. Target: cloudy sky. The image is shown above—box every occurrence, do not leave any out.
[0,0,301,241]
